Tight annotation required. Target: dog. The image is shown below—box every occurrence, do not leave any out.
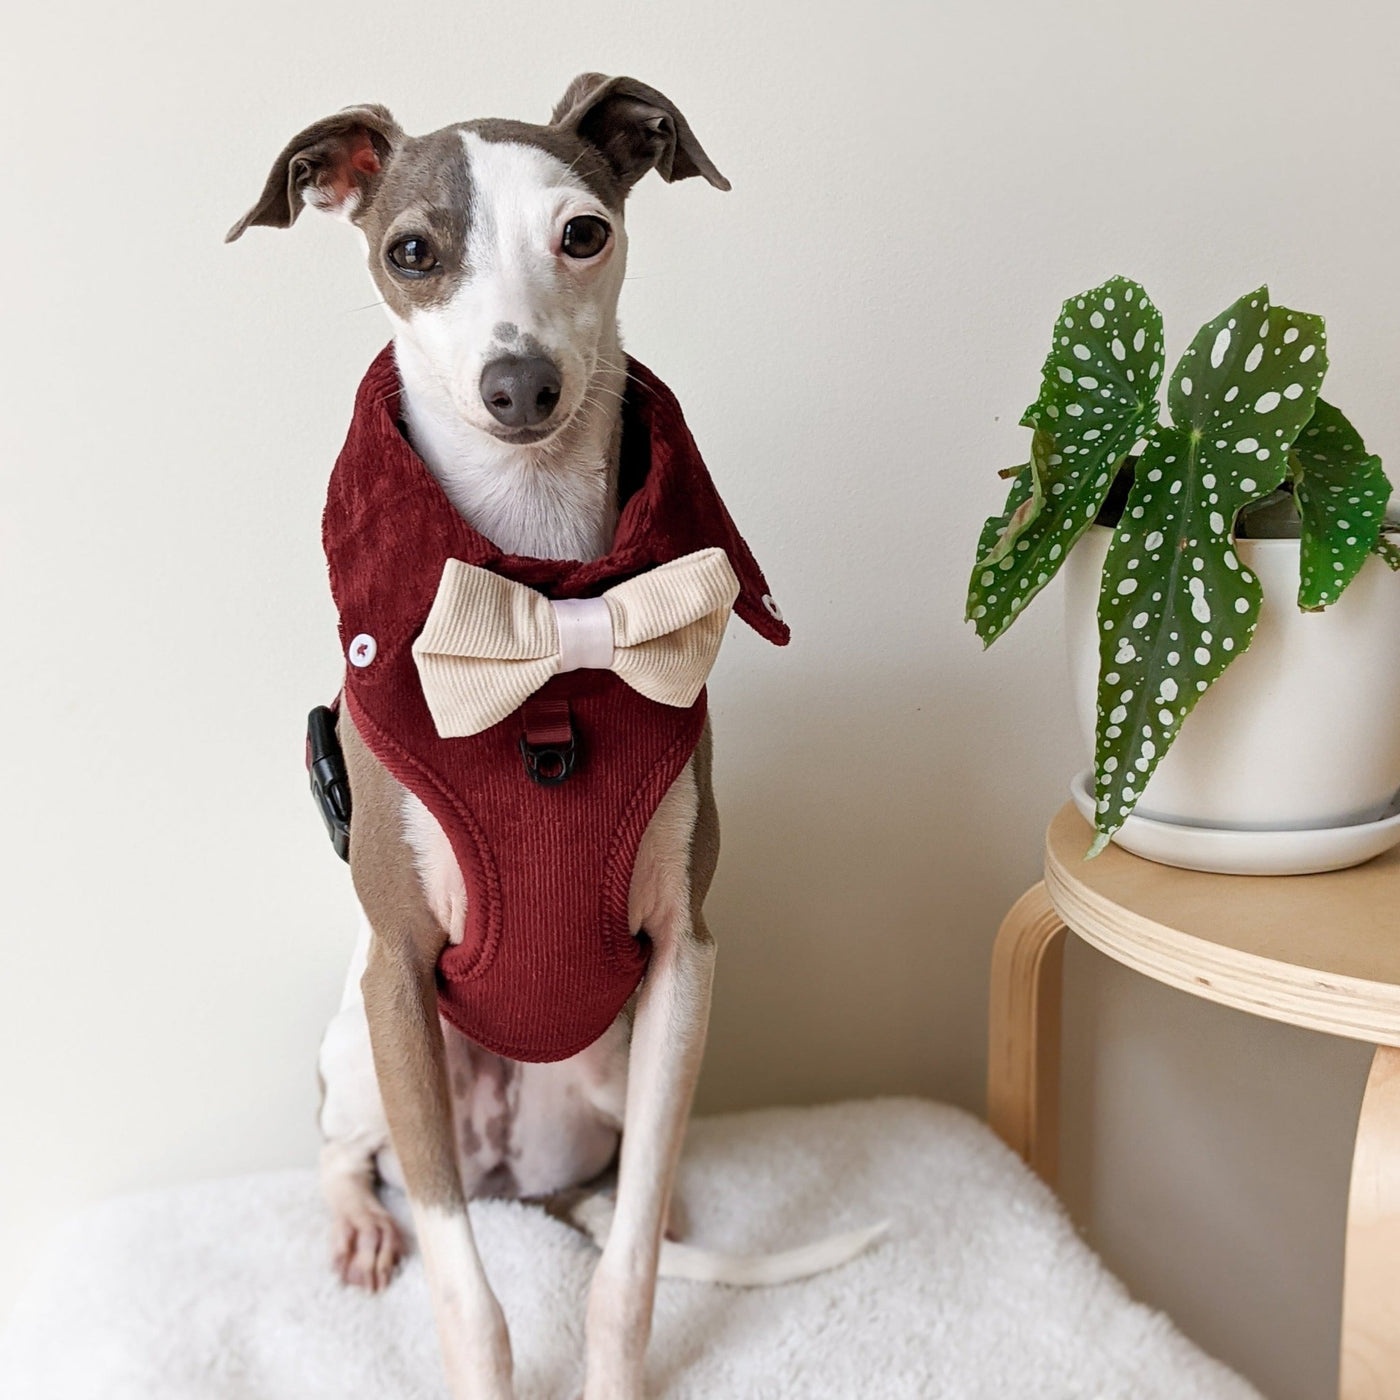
[229,74,878,1400]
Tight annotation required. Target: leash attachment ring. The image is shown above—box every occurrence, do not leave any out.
[519,697,578,787]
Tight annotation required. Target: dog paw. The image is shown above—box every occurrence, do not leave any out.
[331,1197,404,1292]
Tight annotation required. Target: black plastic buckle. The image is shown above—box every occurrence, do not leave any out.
[307,705,352,861]
[519,731,577,786]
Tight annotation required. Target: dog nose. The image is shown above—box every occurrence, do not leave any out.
[479,356,563,428]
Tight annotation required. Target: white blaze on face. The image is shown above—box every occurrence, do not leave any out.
[390,132,627,435]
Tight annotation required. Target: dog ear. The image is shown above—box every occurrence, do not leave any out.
[225,105,404,242]
[550,74,730,194]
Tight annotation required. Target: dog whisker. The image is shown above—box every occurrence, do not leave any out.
[583,382,626,405]
[593,356,642,391]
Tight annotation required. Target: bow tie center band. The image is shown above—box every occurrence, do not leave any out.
[410,547,742,739]
[550,596,617,673]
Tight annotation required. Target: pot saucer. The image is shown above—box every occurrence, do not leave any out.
[1069,769,1400,876]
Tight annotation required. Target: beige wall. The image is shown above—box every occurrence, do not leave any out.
[2,2,1394,1396]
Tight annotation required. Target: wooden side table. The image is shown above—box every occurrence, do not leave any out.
[988,804,1400,1400]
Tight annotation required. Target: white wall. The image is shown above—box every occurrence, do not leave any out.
[3,2,1395,1396]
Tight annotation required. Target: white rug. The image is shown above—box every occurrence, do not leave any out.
[0,1098,1259,1400]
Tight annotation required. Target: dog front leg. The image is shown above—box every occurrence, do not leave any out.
[342,709,512,1398]
[361,930,514,1400]
[582,913,716,1399]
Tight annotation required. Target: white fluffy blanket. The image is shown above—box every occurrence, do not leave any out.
[0,1099,1258,1399]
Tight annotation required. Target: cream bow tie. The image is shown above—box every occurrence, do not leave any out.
[411,548,741,738]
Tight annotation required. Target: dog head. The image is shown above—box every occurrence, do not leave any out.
[229,75,729,447]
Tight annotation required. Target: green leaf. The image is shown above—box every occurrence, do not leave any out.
[1376,532,1400,570]
[1290,399,1393,609]
[975,464,1032,560]
[967,277,1163,645]
[1089,288,1329,853]
[974,431,1050,570]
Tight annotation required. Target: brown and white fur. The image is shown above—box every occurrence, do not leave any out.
[230,76,878,1400]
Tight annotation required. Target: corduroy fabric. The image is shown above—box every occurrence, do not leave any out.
[325,346,788,1063]
[412,547,741,738]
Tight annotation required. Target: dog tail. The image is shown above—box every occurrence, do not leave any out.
[565,1192,890,1287]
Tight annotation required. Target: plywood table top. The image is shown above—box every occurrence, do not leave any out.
[1043,804,1400,1046]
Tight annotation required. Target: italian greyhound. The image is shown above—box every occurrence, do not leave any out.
[229,74,879,1400]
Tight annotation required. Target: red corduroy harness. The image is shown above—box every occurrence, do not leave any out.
[324,346,788,1062]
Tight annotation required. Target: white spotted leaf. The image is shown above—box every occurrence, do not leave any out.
[976,432,1049,569]
[1289,398,1392,609]
[1088,288,1328,855]
[967,277,1163,643]
[1377,532,1400,570]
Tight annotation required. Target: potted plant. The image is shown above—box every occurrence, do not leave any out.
[967,276,1400,863]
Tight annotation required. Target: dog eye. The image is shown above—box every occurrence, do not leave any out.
[561,216,610,260]
[387,237,438,276]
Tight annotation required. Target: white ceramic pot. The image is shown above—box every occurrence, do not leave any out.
[1065,526,1400,830]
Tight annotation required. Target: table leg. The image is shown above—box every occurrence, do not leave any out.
[1341,1045,1400,1400]
[987,882,1068,1188]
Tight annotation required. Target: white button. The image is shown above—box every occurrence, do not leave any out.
[348,633,377,667]
[762,594,784,622]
